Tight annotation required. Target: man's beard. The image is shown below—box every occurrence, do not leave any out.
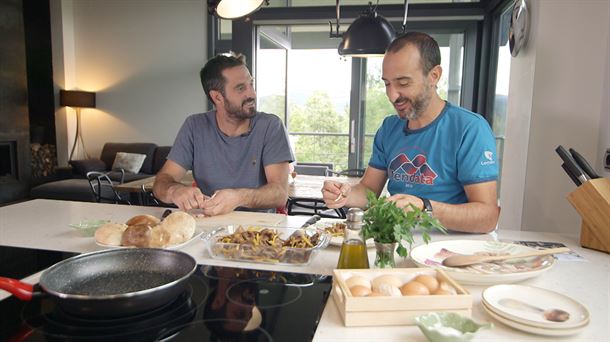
[225,97,256,120]
[394,84,432,121]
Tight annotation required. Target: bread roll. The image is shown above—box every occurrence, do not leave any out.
[121,224,153,247]
[149,225,171,248]
[158,211,196,246]
[94,223,128,246]
[125,214,160,226]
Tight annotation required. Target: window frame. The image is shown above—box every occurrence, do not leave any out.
[208,2,497,169]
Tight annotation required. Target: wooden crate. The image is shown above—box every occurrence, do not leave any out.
[332,268,472,327]
[567,178,610,253]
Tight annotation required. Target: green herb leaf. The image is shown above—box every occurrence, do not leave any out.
[362,191,446,259]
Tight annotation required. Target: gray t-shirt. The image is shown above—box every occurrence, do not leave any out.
[168,111,294,202]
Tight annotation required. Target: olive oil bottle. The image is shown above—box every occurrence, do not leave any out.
[337,208,370,269]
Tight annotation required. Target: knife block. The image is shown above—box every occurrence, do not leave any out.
[567,178,610,253]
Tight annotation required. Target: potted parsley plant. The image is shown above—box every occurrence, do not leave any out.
[361,191,446,268]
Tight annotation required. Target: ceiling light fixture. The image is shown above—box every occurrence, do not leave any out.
[330,0,410,58]
[207,0,269,20]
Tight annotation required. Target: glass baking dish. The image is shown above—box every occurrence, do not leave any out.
[201,225,331,266]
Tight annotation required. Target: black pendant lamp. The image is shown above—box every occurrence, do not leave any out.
[331,0,410,58]
[208,0,268,20]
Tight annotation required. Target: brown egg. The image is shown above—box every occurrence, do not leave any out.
[400,281,430,296]
[371,274,403,292]
[376,283,402,297]
[413,274,439,292]
[368,291,384,297]
[350,285,372,297]
[346,275,372,289]
[437,280,457,294]
[432,288,454,295]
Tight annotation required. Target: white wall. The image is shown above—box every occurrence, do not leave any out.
[599,1,610,179]
[500,0,610,234]
[51,0,208,160]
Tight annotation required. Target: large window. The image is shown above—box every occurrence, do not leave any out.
[256,22,469,171]
[486,3,513,194]
[210,1,502,174]
[257,31,352,169]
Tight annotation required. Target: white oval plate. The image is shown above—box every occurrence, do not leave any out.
[96,228,203,250]
[482,301,588,336]
[409,240,555,285]
[482,284,590,329]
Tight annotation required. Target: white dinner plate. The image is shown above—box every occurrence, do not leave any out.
[96,228,203,250]
[313,218,374,247]
[482,301,588,336]
[409,240,555,285]
[482,284,590,329]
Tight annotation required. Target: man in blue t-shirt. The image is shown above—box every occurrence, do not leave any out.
[154,52,294,215]
[322,32,499,233]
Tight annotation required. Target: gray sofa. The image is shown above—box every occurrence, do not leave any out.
[30,143,171,202]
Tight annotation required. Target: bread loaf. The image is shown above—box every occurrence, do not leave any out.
[94,223,128,246]
[149,226,171,248]
[125,214,160,226]
[121,224,153,247]
[157,211,196,245]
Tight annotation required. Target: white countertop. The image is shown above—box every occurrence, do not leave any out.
[1,199,609,341]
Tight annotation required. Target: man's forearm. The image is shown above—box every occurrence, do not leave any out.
[430,201,499,233]
[153,173,187,204]
[238,182,288,209]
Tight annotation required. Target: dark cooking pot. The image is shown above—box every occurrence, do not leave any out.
[0,248,196,317]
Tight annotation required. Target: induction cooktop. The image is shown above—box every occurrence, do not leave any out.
[0,247,332,341]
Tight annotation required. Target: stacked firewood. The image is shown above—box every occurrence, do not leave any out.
[31,143,57,178]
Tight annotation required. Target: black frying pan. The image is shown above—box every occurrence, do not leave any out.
[0,248,196,317]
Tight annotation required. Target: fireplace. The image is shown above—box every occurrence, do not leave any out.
[0,141,18,182]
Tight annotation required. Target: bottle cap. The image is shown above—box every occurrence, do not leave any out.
[346,208,364,223]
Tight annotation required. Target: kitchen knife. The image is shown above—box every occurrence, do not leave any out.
[161,209,173,220]
[569,148,600,179]
[555,145,589,184]
[301,215,321,228]
[561,163,581,186]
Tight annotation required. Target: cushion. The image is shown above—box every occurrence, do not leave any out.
[111,152,147,174]
[100,143,157,174]
[153,146,171,174]
[69,159,107,176]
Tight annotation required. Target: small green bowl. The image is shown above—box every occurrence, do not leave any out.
[69,219,110,237]
[415,312,492,342]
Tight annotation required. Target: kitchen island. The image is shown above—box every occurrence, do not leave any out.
[1,199,608,341]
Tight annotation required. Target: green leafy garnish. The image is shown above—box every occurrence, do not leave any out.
[362,191,446,258]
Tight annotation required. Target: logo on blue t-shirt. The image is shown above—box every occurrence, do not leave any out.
[388,153,438,185]
[481,151,496,166]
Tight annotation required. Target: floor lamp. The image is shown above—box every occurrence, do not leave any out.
[60,90,96,161]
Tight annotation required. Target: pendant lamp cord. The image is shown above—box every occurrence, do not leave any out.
[402,0,409,34]
[330,0,342,38]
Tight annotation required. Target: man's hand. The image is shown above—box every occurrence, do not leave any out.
[386,193,424,211]
[322,180,351,209]
[200,189,243,216]
[168,185,207,212]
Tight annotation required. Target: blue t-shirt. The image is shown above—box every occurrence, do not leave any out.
[369,102,498,204]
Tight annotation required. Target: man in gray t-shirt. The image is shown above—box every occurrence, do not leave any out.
[153,52,294,215]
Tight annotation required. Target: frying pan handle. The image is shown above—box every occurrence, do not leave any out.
[0,277,34,301]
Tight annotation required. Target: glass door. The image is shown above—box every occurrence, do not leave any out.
[256,24,352,170]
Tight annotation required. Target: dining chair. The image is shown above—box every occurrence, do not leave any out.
[86,171,131,205]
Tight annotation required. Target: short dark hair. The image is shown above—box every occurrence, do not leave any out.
[386,32,441,75]
[200,52,247,104]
